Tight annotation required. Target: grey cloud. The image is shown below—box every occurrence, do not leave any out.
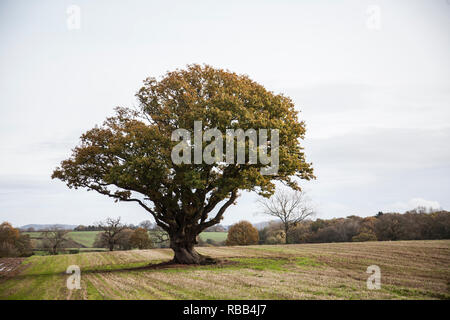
[304,127,450,170]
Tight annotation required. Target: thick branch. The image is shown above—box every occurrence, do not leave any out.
[199,190,238,231]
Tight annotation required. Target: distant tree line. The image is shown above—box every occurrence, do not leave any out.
[199,208,450,247]
[74,220,153,232]
[258,209,450,245]
[204,225,227,232]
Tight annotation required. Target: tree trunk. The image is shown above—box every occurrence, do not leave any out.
[169,232,213,265]
[284,224,289,244]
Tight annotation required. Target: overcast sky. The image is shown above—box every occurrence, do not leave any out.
[0,0,449,227]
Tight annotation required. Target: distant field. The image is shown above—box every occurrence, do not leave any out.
[198,232,228,242]
[24,231,101,249]
[24,231,227,248]
[23,232,45,238]
[0,240,448,300]
[65,231,99,247]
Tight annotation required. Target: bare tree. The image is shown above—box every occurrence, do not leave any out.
[42,227,69,255]
[139,220,153,231]
[258,190,314,244]
[95,217,126,251]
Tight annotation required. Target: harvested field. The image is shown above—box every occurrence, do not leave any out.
[0,240,448,300]
[0,258,26,279]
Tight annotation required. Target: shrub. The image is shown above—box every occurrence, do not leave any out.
[129,228,153,249]
[116,228,134,250]
[226,221,259,246]
[0,222,33,257]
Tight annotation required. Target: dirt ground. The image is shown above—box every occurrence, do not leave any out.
[0,240,449,299]
[0,258,25,279]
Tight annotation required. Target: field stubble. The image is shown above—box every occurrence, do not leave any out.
[0,240,448,300]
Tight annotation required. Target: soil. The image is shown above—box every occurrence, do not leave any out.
[0,257,26,279]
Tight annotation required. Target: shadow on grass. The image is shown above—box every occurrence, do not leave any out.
[1,258,241,282]
[1,255,300,283]
[80,258,232,274]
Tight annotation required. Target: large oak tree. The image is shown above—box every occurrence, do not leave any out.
[52,64,314,264]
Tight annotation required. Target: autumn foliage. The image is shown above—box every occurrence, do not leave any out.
[0,222,32,257]
[226,221,259,246]
[129,228,153,249]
